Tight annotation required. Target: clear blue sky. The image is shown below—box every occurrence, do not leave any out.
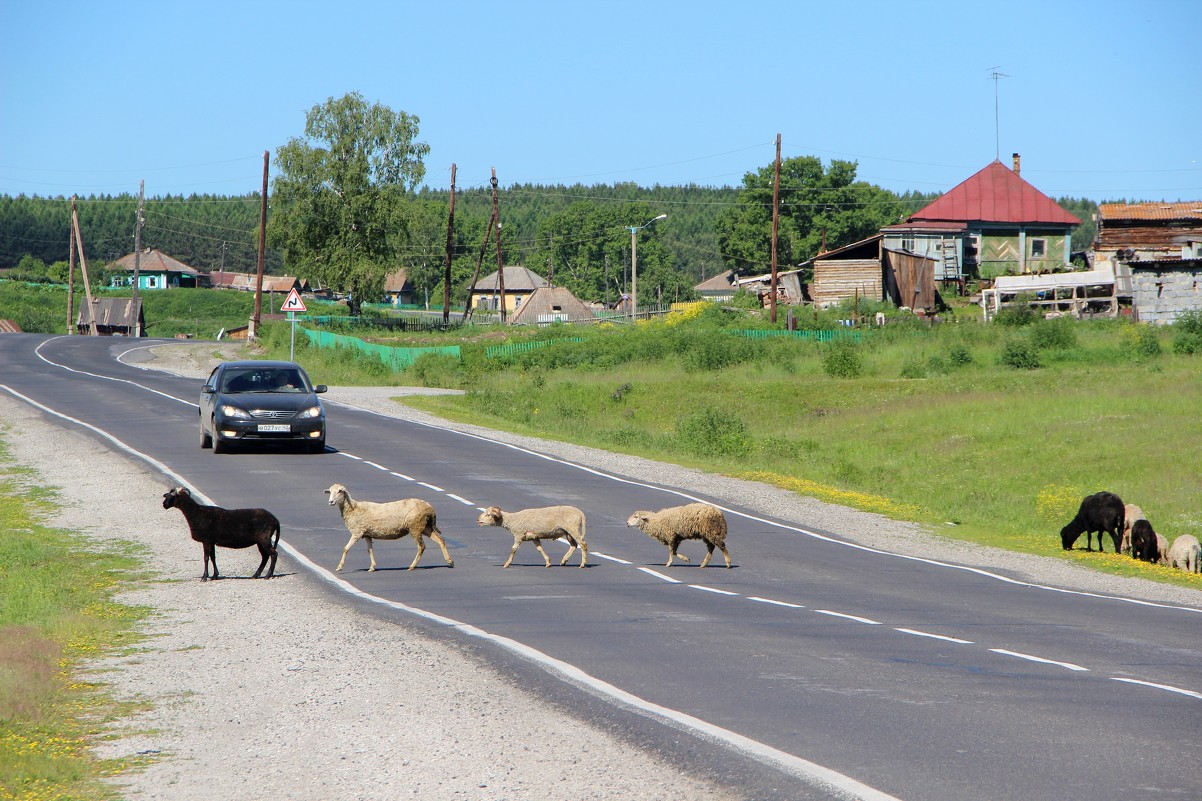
[2,0,1198,203]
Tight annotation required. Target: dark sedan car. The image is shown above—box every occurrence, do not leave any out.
[199,360,327,453]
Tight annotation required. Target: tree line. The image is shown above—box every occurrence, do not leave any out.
[2,92,1098,312]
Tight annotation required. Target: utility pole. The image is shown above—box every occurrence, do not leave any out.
[770,133,781,324]
[70,196,99,336]
[461,209,494,324]
[252,150,268,339]
[490,168,506,323]
[442,163,457,324]
[67,224,76,334]
[132,179,145,335]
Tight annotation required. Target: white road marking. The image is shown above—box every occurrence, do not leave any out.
[364,461,387,470]
[895,628,974,645]
[816,610,881,625]
[689,584,740,596]
[1110,677,1202,700]
[389,471,414,480]
[990,648,1088,672]
[747,596,805,609]
[340,453,363,461]
[417,481,444,492]
[593,552,633,565]
[445,493,475,506]
[638,567,682,584]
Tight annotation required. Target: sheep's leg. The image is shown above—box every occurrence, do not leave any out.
[503,537,521,568]
[534,541,553,568]
[559,535,578,566]
[430,527,454,567]
[366,537,378,572]
[335,533,362,572]
[203,542,219,580]
[578,539,589,568]
[666,536,687,567]
[700,542,715,569]
[252,545,270,578]
[1107,529,1121,554]
[408,536,425,571]
[718,543,732,568]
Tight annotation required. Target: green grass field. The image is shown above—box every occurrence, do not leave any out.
[0,441,150,801]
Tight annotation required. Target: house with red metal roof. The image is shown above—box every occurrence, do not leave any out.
[881,154,1081,281]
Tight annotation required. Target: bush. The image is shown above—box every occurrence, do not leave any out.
[993,304,1038,327]
[1172,310,1202,354]
[1030,317,1077,350]
[822,340,863,378]
[999,339,1042,369]
[899,359,927,379]
[948,344,974,366]
[673,406,752,459]
[1132,325,1162,359]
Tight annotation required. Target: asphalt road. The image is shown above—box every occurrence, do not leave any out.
[3,333,1200,801]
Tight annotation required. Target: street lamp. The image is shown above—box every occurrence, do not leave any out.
[627,213,667,321]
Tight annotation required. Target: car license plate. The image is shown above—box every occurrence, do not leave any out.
[257,424,291,433]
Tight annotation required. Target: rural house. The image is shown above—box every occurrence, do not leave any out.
[76,297,144,336]
[881,155,1081,281]
[694,270,737,303]
[109,248,202,290]
[469,265,549,314]
[382,268,415,306]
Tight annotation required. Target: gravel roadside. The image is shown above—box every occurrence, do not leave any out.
[4,341,1199,801]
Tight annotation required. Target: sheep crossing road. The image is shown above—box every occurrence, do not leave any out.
[3,334,1202,801]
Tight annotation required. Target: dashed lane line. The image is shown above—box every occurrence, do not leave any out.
[989,648,1088,672]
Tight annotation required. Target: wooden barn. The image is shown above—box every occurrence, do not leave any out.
[808,235,883,308]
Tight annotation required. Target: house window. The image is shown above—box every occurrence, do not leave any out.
[147,276,157,288]
[514,296,523,307]
[1030,239,1046,258]
[901,235,915,252]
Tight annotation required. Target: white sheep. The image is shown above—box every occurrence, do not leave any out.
[1120,504,1144,553]
[627,503,731,568]
[476,505,588,568]
[324,483,454,572]
[1167,534,1201,573]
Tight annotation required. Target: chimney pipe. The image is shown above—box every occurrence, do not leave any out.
[1012,153,1021,175]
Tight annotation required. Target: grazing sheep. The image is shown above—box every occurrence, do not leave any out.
[162,486,280,581]
[1130,519,1162,564]
[1167,535,1201,573]
[1060,491,1125,552]
[476,506,588,568]
[1120,504,1145,554]
[324,483,453,572]
[627,503,731,568]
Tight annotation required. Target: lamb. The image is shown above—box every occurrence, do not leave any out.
[1119,504,1145,553]
[627,503,732,568]
[162,486,280,581]
[1060,491,1124,552]
[324,483,453,572]
[1167,535,1201,573]
[476,505,588,568]
[1130,519,1163,564]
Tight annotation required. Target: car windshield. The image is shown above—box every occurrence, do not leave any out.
[220,368,307,393]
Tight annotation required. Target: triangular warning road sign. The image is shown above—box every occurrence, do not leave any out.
[280,288,307,312]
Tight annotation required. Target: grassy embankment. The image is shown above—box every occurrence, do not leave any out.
[0,438,150,801]
[258,301,1202,589]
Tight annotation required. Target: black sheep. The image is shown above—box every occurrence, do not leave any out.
[1060,491,1125,552]
[162,487,280,580]
[1129,519,1160,563]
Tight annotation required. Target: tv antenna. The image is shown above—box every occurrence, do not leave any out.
[987,67,1009,160]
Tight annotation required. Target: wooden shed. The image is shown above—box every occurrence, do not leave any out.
[883,249,938,311]
[76,297,144,336]
[810,236,883,308]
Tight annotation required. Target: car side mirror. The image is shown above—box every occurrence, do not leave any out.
[313,385,328,393]
[201,385,215,395]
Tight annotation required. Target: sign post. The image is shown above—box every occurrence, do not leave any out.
[279,288,308,361]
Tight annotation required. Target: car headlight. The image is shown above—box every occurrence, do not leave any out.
[219,404,252,419]
[298,405,323,419]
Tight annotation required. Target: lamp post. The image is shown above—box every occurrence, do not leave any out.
[627,213,667,321]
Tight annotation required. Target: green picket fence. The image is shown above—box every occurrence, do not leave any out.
[301,327,460,369]
[484,338,584,360]
[734,328,862,343]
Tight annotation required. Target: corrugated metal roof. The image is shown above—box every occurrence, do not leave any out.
[474,266,549,292]
[110,249,201,275]
[1098,202,1202,221]
[508,286,594,324]
[908,161,1081,226]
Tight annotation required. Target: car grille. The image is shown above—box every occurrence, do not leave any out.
[251,410,295,420]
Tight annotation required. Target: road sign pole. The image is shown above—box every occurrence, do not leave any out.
[289,312,296,361]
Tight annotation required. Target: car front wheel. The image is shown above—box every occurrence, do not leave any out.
[199,417,212,449]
